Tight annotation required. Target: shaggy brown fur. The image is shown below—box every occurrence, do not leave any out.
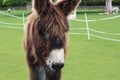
[23,0,80,80]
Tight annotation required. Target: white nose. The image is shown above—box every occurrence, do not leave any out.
[46,48,65,70]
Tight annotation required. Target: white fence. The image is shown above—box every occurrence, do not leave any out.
[70,13,120,42]
[0,11,25,29]
[0,11,120,42]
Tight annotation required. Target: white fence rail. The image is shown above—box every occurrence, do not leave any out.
[0,11,120,42]
[70,13,120,42]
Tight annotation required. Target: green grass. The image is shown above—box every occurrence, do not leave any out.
[0,10,120,80]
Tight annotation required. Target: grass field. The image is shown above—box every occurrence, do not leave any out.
[0,10,120,80]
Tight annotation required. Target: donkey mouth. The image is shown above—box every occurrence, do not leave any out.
[45,63,64,73]
[52,63,64,71]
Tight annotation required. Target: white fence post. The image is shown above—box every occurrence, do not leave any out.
[22,13,25,27]
[85,13,90,40]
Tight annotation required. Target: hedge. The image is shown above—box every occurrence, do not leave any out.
[0,0,120,7]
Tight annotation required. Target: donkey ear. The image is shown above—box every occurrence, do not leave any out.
[56,0,80,16]
[32,0,50,14]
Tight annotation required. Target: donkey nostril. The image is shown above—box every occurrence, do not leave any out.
[52,63,64,71]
